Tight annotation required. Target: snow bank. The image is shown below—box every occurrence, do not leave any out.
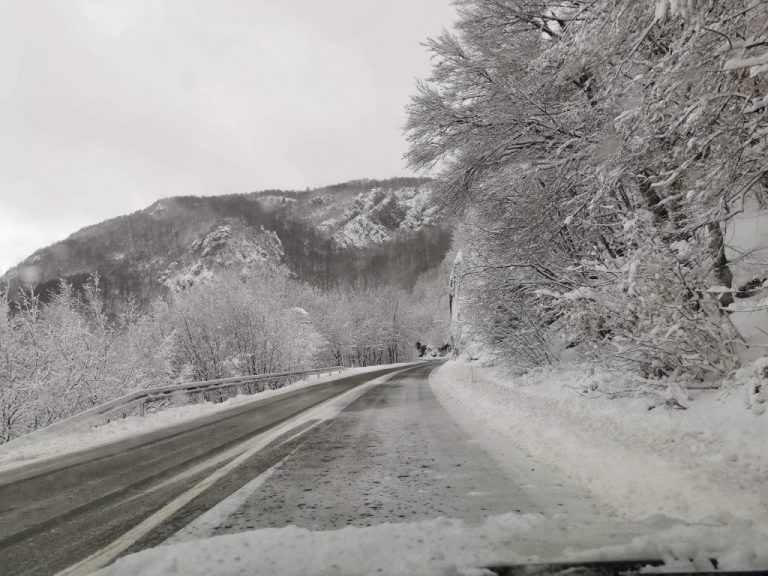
[98,513,768,575]
[430,360,768,523]
[726,205,768,362]
[0,364,416,473]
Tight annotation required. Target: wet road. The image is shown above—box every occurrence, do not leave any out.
[0,365,410,576]
[0,361,563,575]
[169,362,534,542]
[85,362,676,576]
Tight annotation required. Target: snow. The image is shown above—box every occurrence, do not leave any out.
[396,185,438,231]
[333,213,391,248]
[97,512,768,575]
[325,185,438,248]
[145,201,167,217]
[429,360,768,524]
[191,224,232,258]
[434,203,768,526]
[255,195,297,207]
[725,203,768,290]
[733,358,768,415]
[0,364,418,473]
[725,205,768,360]
[724,52,768,74]
[159,221,286,291]
[74,359,768,575]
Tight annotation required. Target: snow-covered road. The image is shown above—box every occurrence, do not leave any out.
[95,361,768,576]
[7,361,766,576]
[169,362,549,540]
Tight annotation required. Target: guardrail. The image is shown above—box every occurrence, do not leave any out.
[31,366,345,437]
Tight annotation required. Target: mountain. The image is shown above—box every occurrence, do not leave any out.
[158,220,288,292]
[1,178,452,312]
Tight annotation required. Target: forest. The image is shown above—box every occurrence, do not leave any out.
[407,0,768,394]
[6,0,768,441]
[0,260,450,443]
[0,175,454,443]
[1,177,450,313]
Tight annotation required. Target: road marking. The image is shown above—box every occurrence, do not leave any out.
[56,369,405,576]
[163,462,281,544]
[164,416,334,543]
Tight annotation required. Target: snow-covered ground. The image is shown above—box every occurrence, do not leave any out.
[98,510,768,576]
[93,360,768,575]
[726,205,768,363]
[0,364,415,473]
[430,360,768,524]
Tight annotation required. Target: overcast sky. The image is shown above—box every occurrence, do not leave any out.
[0,0,455,273]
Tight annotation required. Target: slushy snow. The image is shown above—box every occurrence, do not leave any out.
[430,360,768,523]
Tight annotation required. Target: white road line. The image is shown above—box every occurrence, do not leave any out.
[163,463,281,545]
[56,369,405,576]
[164,415,334,543]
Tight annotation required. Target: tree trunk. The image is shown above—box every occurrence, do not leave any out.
[708,221,734,308]
[639,173,670,223]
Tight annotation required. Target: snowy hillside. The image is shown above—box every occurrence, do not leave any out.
[248,178,438,249]
[317,186,439,248]
[0,178,451,312]
[159,221,287,291]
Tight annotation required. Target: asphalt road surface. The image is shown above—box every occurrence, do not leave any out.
[171,361,533,542]
[0,361,555,575]
[0,364,411,576]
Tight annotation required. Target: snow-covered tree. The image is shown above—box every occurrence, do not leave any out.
[164,271,322,380]
[408,0,768,384]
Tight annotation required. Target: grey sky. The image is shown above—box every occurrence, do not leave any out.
[0,0,455,273]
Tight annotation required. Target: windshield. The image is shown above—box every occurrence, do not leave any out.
[1,1,767,575]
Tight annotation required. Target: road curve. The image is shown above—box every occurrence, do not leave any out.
[0,364,418,576]
[170,361,534,541]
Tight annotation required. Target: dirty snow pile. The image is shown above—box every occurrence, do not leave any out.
[98,512,768,576]
[431,360,768,524]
